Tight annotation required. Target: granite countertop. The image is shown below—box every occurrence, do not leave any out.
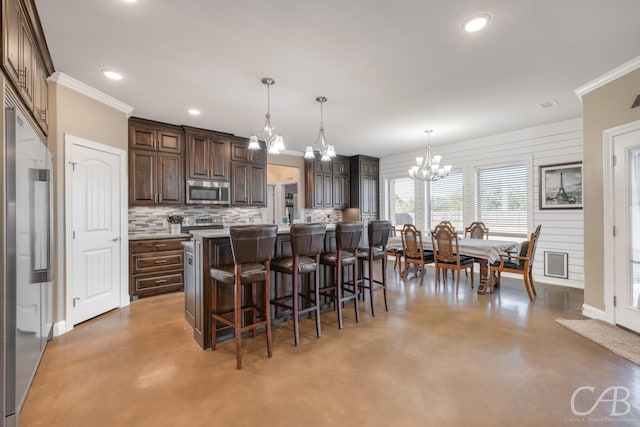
[128,233,191,241]
[190,223,337,239]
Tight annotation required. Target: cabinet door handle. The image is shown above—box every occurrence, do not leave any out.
[154,244,167,249]
[159,193,163,203]
[155,279,168,284]
[154,260,168,264]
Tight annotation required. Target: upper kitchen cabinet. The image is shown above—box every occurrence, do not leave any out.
[304,155,350,209]
[230,137,267,207]
[2,0,54,136]
[130,118,182,153]
[350,155,379,221]
[129,118,184,206]
[184,127,231,181]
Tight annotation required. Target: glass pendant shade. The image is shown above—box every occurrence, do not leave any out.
[308,96,336,161]
[304,146,315,159]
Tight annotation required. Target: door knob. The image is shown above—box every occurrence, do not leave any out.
[112,237,121,242]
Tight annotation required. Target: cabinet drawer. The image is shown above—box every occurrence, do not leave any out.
[133,272,184,293]
[132,251,184,274]
[131,238,186,254]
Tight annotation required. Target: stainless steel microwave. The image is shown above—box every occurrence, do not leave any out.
[186,180,230,205]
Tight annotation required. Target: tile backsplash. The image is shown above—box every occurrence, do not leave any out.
[129,206,343,235]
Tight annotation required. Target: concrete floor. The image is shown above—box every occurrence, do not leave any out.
[20,267,640,426]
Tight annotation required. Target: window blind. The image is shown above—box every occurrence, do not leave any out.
[389,177,415,227]
[476,164,528,236]
[430,170,463,230]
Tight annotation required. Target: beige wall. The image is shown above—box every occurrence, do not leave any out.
[49,83,129,323]
[267,152,305,208]
[582,69,640,309]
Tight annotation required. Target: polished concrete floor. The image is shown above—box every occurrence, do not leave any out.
[20,266,640,426]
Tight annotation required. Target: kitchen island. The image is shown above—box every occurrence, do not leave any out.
[186,225,337,349]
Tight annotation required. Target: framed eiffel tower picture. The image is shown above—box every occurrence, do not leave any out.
[539,162,583,210]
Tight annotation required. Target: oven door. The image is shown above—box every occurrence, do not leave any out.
[186,180,230,204]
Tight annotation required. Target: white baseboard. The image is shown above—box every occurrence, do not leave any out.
[53,320,72,337]
[581,304,613,324]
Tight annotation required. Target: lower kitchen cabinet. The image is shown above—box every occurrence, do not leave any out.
[129,237,188,299]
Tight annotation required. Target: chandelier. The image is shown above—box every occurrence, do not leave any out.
[248,77,285,154]
[304,96,336,162]
[408,130,451,181]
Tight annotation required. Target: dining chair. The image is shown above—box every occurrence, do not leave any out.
[488,225,542,300]
[270,223,326,346]
[431,223,474,293]
[438,221,457,281]
[357,220,392,316]
[463,221,489,278]
[400,224,434,281]
[385,226,403,271]
[209,224,278,369]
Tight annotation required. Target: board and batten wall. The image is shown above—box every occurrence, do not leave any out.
[380,118,584,289]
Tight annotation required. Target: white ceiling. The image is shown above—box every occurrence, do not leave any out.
[36,0,640,157]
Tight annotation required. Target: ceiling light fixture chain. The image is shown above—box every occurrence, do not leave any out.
[408,129,451,181]
[248,77,285,154]
[305,96,336,161]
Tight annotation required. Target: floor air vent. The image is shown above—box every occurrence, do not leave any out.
[544,251,568,279]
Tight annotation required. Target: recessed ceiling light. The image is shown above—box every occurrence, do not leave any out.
[188,108,201,116]
[102,69,123,80]
[463,13,491,33]
[122,0,139,3]
[538,99,559,110]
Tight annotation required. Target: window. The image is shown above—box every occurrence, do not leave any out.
[389,177,415,229]
[476,164,528,236]
[430,170,463,230]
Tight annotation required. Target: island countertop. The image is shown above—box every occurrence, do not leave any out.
[188,223,336,239]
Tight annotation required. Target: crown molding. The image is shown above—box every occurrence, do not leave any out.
[48,72,135,117]
[575,55,640,100]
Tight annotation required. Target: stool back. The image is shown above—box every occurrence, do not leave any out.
[290,223,326,257]
[336,222,363,251]
[229,225,278,265]
[368,220,392,248]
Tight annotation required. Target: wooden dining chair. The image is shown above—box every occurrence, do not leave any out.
[400,224,434,281]
[431,223,474,293]
[464,222,489,239]
[463,222,489,278]
[438,221,457,281]
[488,225,542,300]
[385,226,403,271]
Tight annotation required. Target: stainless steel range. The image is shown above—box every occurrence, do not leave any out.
[180,215,225,233]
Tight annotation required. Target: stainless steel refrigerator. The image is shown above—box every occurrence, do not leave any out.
[2,94,53,426]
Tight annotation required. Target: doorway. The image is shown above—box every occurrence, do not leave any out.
[64,134,128,330]
[266,164,300,225]
[604,120,640,332]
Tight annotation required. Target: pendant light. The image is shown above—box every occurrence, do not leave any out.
[249,77,285,154]
[304,96,336,161]
[408,130,451,181]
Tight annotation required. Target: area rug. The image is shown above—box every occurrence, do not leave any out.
[556,318,640,366]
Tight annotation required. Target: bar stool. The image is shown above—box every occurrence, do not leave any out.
[270,223,326,346]
[319,221,363,329]
[357,220,392,316]
[209,224,278,369]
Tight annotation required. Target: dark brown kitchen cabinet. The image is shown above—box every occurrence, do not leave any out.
[304,155,350,208]
[130,237,188,299]
[2,0,53,136]
[129,150,183,205]
[128,118,184,206]
[350,155,379,221]
[231,162,266,207]
[230,138,266,164]
[185,128,231,181]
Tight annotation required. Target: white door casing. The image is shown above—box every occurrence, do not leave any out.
[64,134,128,330]
[602,120,640,330]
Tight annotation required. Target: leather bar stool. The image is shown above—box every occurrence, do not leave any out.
[357,220,392,316]
[209,224,278,369]
[320,221,363,329]
[270,223,327,346]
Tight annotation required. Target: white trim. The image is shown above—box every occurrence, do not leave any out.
[53,320,67,337]
[581,304,612,324]
[64,134,129,333]
[49,72,135,117]
[575,55,640,100]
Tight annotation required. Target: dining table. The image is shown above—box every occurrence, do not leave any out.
[387,235,520,294]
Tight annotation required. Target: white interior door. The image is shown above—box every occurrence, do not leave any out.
[69,142,122,325]
[613,127,640,332]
